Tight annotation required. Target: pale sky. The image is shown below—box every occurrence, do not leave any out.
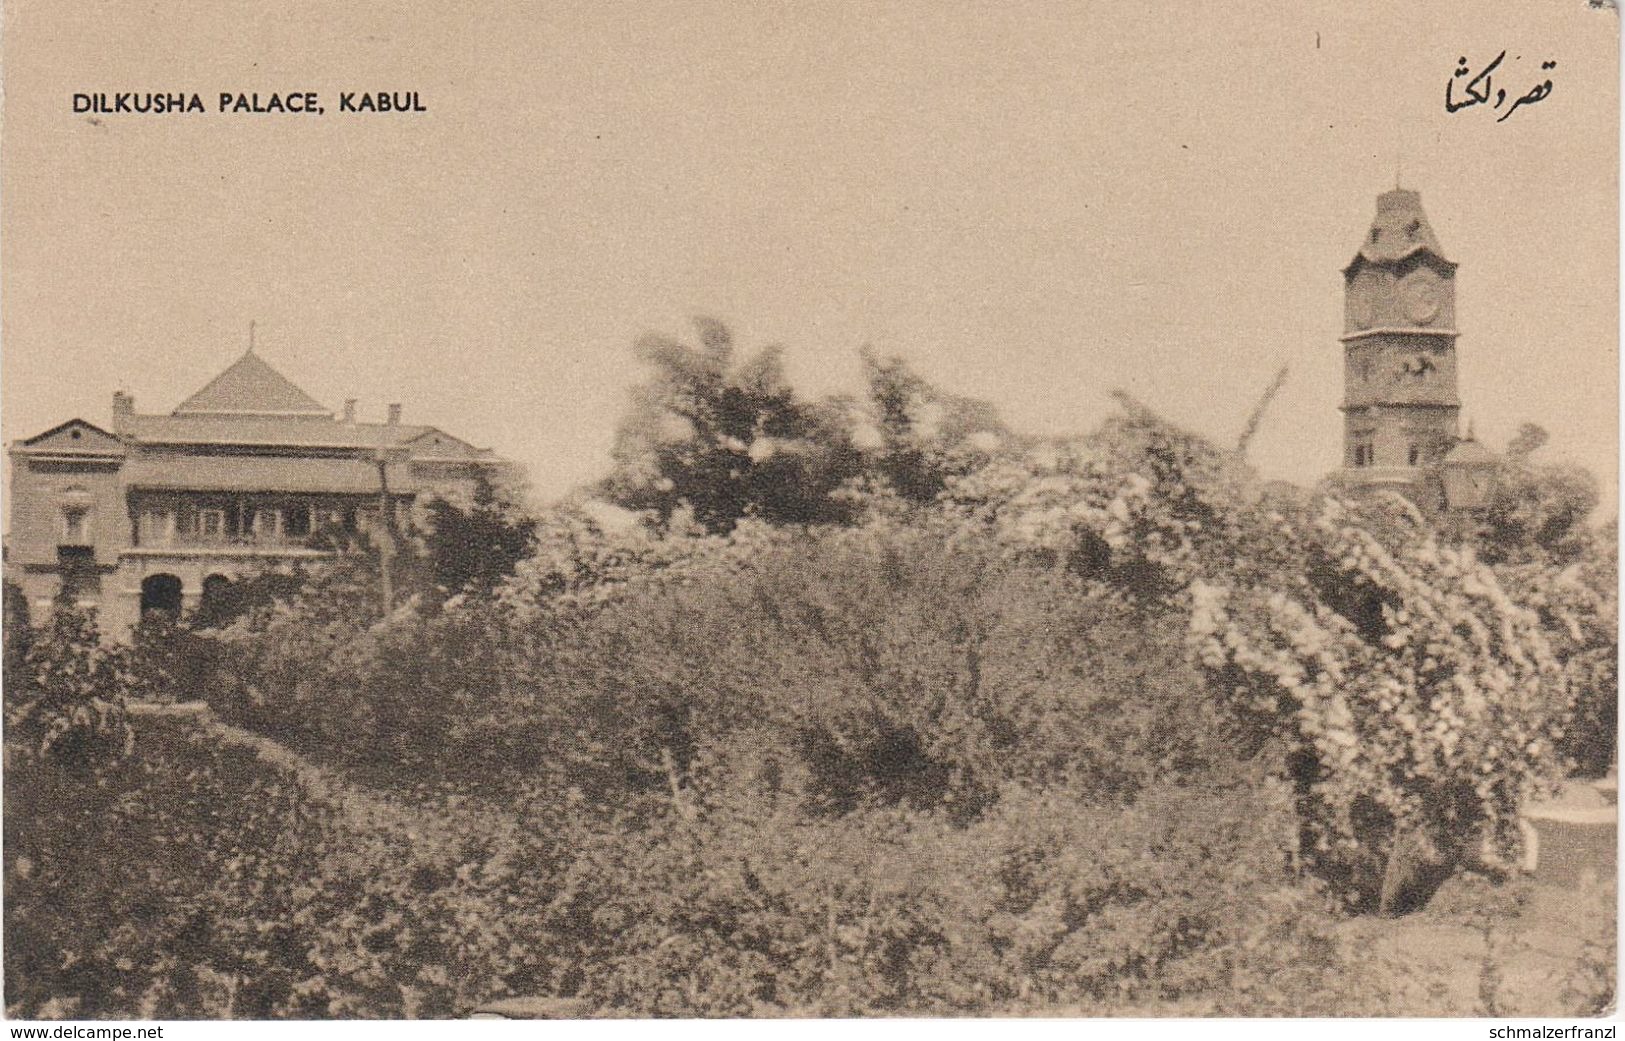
[3,0,1618,509]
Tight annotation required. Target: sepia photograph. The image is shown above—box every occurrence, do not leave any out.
[1,0,1619,1029]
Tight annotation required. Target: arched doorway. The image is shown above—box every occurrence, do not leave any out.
[200,573,232,607]
[195,574,235,628]
[139,573,183,618]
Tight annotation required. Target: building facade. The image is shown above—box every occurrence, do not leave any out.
[1335,188,1493,514]
[7,348,506,636]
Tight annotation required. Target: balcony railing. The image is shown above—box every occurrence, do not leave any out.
[132,531,331,552]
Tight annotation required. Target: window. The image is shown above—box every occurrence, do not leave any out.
[58,546,99,599]
[309,508,346,534]
[61,507,90,544]
[1351,435,1375,468]
[1403,355,1436,379]
[284,505,312,538]
[138,507,175,546]
[197,508,226,539]
[251,508,281,540]
[1408,444,1422,466]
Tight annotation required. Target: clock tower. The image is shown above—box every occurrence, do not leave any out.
[1337,188,1461,511]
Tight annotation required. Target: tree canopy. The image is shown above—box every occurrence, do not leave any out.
[603,319,864,533]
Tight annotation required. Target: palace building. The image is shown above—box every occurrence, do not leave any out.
[6,347,507,636]
[1335,188,1498,514]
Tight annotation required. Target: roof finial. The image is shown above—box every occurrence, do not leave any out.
[1394,123,1403,190]
[1465,415,1476,441]
[248,320,257,356]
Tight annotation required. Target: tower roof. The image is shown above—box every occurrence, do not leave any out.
[1344,189,1454,274]
[1442,437,1497,467]
[173,350,333,417]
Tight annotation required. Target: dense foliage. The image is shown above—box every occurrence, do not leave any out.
[853,348,1008,506]
[5,357,1614,1017]
[419,473,538,604]
[603,319,864,532]
[7,539,1382,1017]
[6,711,561,1018]
[5,600,133,776]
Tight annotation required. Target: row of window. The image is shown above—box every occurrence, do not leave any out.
[56,502,397,548]
[138,505,319,543]
[134,503,379,546]
[1349,437,1438,468]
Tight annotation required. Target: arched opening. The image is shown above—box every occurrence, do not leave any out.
[194,574,235,629]
[200,573,232,607]
[139,573,183,618]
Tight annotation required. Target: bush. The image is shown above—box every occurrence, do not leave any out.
[530,524,1234,821]
[5,713,568,1018]
[4,601,132,776]
[943,402,1607,911]
[91,517,1378,1016]
[549,770,1351,1016]
[1191,497,1572,911]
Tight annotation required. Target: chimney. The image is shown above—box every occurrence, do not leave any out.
[386,403,402,426]
[111,391,134,434]
[343,398,357,424]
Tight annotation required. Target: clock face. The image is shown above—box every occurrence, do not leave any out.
[1398,268,1443,325]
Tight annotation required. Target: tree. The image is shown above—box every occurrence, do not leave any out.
[4,579,32,678]
[421,472,538,603]
[187,569,313,631]
[854,349,1008,505]
[1453,425,1616,775]
[1470,423,1602,568]
[1192,494,1572,914]
[5,599,132,775]
[604,319,863,533]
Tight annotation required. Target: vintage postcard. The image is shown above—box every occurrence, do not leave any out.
[1,0,1618,1032]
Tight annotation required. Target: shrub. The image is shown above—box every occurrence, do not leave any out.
[1190,498,1571,912]
[540,766,1352,1016]
[4,601,132,775]
[522,523,1238,822]
[5,713,566,1019]
[943,401,1607,911]
[125,615,226,704]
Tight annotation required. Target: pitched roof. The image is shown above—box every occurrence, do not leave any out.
[173,351,333,417]
[1345,189,1455,274]
[124,412,431,448]
[123,455,420,494]
[401,427,490,458]
[16,419,126,456]
[120,412,499,455]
